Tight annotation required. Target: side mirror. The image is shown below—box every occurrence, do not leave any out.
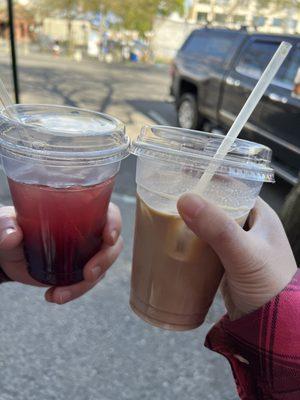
[293,68,300,97]
[293,83,300,97]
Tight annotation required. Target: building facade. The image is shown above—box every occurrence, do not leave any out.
[151,16,197,61]
[189,0,300,35]
[42,18,91,46]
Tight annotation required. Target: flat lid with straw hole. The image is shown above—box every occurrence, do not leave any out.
[0,104,130,165]
[131,125,274,182]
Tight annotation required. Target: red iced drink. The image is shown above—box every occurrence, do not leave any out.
[8,177,115,286]
[0,105,129,285]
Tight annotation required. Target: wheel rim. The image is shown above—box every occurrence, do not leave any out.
[178,100,195,129]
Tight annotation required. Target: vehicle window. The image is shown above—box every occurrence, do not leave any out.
[281,48,300,87]
[182,31,238,62]
[182,33,203,54]
[236,40,289,82]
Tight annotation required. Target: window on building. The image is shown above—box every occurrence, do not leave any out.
[272,18,283,27]
[197,12,208,22]
[236,40,289,83]
[281,48,300,88]
[233,15,246,24]
[214,13,226,23]
[253,16,265,27]
[287,19,297,30]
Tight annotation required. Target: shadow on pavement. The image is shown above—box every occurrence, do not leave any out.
[128,99,177,126]
[114,155,137,198]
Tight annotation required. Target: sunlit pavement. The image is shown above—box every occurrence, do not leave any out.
[0,53,292,400]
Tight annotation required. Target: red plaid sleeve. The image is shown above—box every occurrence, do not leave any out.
[205,270,300,400]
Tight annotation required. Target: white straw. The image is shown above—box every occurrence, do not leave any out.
[194,41,292,194]
[0,78,17,120]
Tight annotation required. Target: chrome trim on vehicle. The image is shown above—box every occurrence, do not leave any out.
[271,161,299,185]
[268,92,288,104]
[234,67,294,91]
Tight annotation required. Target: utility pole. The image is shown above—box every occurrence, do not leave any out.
[7,0,19,103]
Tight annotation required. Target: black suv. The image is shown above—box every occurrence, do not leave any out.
[170,28,300,185]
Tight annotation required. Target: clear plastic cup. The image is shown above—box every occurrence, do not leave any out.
[0,105,129,286]
[130,126,275,331]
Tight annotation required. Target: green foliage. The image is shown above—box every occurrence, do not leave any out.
[114,0,159,34]
[35,0,79,19]
[82,0,118,14]
[35,0,185,34]
[158,0,185,15]
[114,0,184,34]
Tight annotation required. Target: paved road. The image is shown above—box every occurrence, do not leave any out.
[0,54,293,400]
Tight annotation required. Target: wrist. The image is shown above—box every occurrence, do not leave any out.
[223,266,298,321]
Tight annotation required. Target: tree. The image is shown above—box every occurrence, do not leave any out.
[82,0,120,14]
[86,0,184,35]
[71,0,184,36]
[159,0,185,16]
[113,0,161,34]
[123,0,184,34]
[36,0,184,41]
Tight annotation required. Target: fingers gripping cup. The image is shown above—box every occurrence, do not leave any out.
[130,126,274,331]
[0,105,129,286]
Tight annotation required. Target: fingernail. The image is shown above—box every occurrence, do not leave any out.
[91,265,102,281]
[0,228,16,243]
[57,290,71,304]
[110,230,118,244]
[178,194,205,222]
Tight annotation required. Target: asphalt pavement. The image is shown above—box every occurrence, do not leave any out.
[0,53,293,400]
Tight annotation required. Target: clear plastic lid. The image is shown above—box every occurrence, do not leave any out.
[131,126,275,182]
[0,105,129,166]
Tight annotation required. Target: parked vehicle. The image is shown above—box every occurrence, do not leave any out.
[170,28,300,185]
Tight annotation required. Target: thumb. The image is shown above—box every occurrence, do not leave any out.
[177,194,252,273]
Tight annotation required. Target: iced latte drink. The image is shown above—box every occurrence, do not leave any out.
[130,126,274,331]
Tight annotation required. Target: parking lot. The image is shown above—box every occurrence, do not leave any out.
[0,53,294,400]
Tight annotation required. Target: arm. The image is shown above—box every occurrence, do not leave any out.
[177,195,298,399]
[206,271,300,400]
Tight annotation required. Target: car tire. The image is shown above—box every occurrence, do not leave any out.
[177,93,204,130]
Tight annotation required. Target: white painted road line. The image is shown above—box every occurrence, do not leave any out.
[148,110,169,126]
[112,192,136,205]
